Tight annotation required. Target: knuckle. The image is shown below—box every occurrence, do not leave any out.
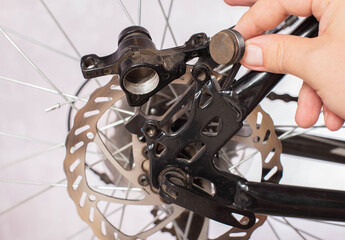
[267,38,286,73]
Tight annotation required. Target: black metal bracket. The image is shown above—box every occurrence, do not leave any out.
[81,16,345,228]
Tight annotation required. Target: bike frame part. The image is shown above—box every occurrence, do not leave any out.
[235,181,345,221]
[151,16,345,225]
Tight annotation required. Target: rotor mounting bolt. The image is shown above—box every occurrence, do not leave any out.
[138,174,150,186]
[209,29,245,65]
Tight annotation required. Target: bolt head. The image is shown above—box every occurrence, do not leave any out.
[143,123,159,138]
[138,174,150,186]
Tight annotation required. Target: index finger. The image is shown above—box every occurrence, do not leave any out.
[224,0,257,6]
[233,0,318,39]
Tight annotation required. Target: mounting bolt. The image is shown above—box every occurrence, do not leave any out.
[192,65,209,82]
[138,174,150,186]
[143,122,159,138]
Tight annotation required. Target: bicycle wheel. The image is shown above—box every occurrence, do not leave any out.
[1,0,345,239]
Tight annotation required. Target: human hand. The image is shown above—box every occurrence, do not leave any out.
[224,0,345,131]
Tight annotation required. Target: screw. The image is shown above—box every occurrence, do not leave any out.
[192,64,209,82]
[150,108,158,115]
[195,69,207,82]
[138,174,150,186]
[142,146,148,158]
[143,123,158,138]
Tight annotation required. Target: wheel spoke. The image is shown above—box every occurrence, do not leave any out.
[158,0,177,48]
[182,211,194,240]
[0,28,77,110]
[267,219,281,240]
[116,0,135,25]
[65,205,125,240]
[39,0,81,57]
[0,142,64,170]
[138,0,142,26]
[1,76,136,116]
[270,217,323,240]
[0,178,66,216]
[0,131,56,145]
[228,150,259,171]
[137,210,165,234]
[308,219,345,228]
[0,76,82,102]
[0,25,79,61]
[98,131,130,164]
[0,178,141,192]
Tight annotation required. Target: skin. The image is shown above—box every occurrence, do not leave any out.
[224,0,345,131]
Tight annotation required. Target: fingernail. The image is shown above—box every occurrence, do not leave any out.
[242,44,263,67]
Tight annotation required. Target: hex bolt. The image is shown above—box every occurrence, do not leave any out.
[192,64,210,83]
[193,68,207,82]
[141,146,148,158]
[138,174,150,186]
[143,123,159,138]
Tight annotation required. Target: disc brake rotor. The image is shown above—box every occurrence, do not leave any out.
[64,69,282,239]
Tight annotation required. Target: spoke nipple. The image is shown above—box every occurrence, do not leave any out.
[45,103,61,112]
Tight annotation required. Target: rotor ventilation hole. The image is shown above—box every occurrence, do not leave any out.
[89,195,96,202]
[256,112,263,129]
[75,125,90,136]
[253,136,260,143]
[264,148,276,163]
[72,175,83,190]
[69,158,81,172]
[83,110,100,118]
[89,207,95,222]
[70,141,84,154]
[94,97,113,103]
[264,166,278,181]
[229,232,247,238]
[263,130,271,144]
[79,192,87,207]
[123,67,159,95]
[86,132,95,139]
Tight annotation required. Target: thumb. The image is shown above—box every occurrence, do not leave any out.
[240,34,317,78]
